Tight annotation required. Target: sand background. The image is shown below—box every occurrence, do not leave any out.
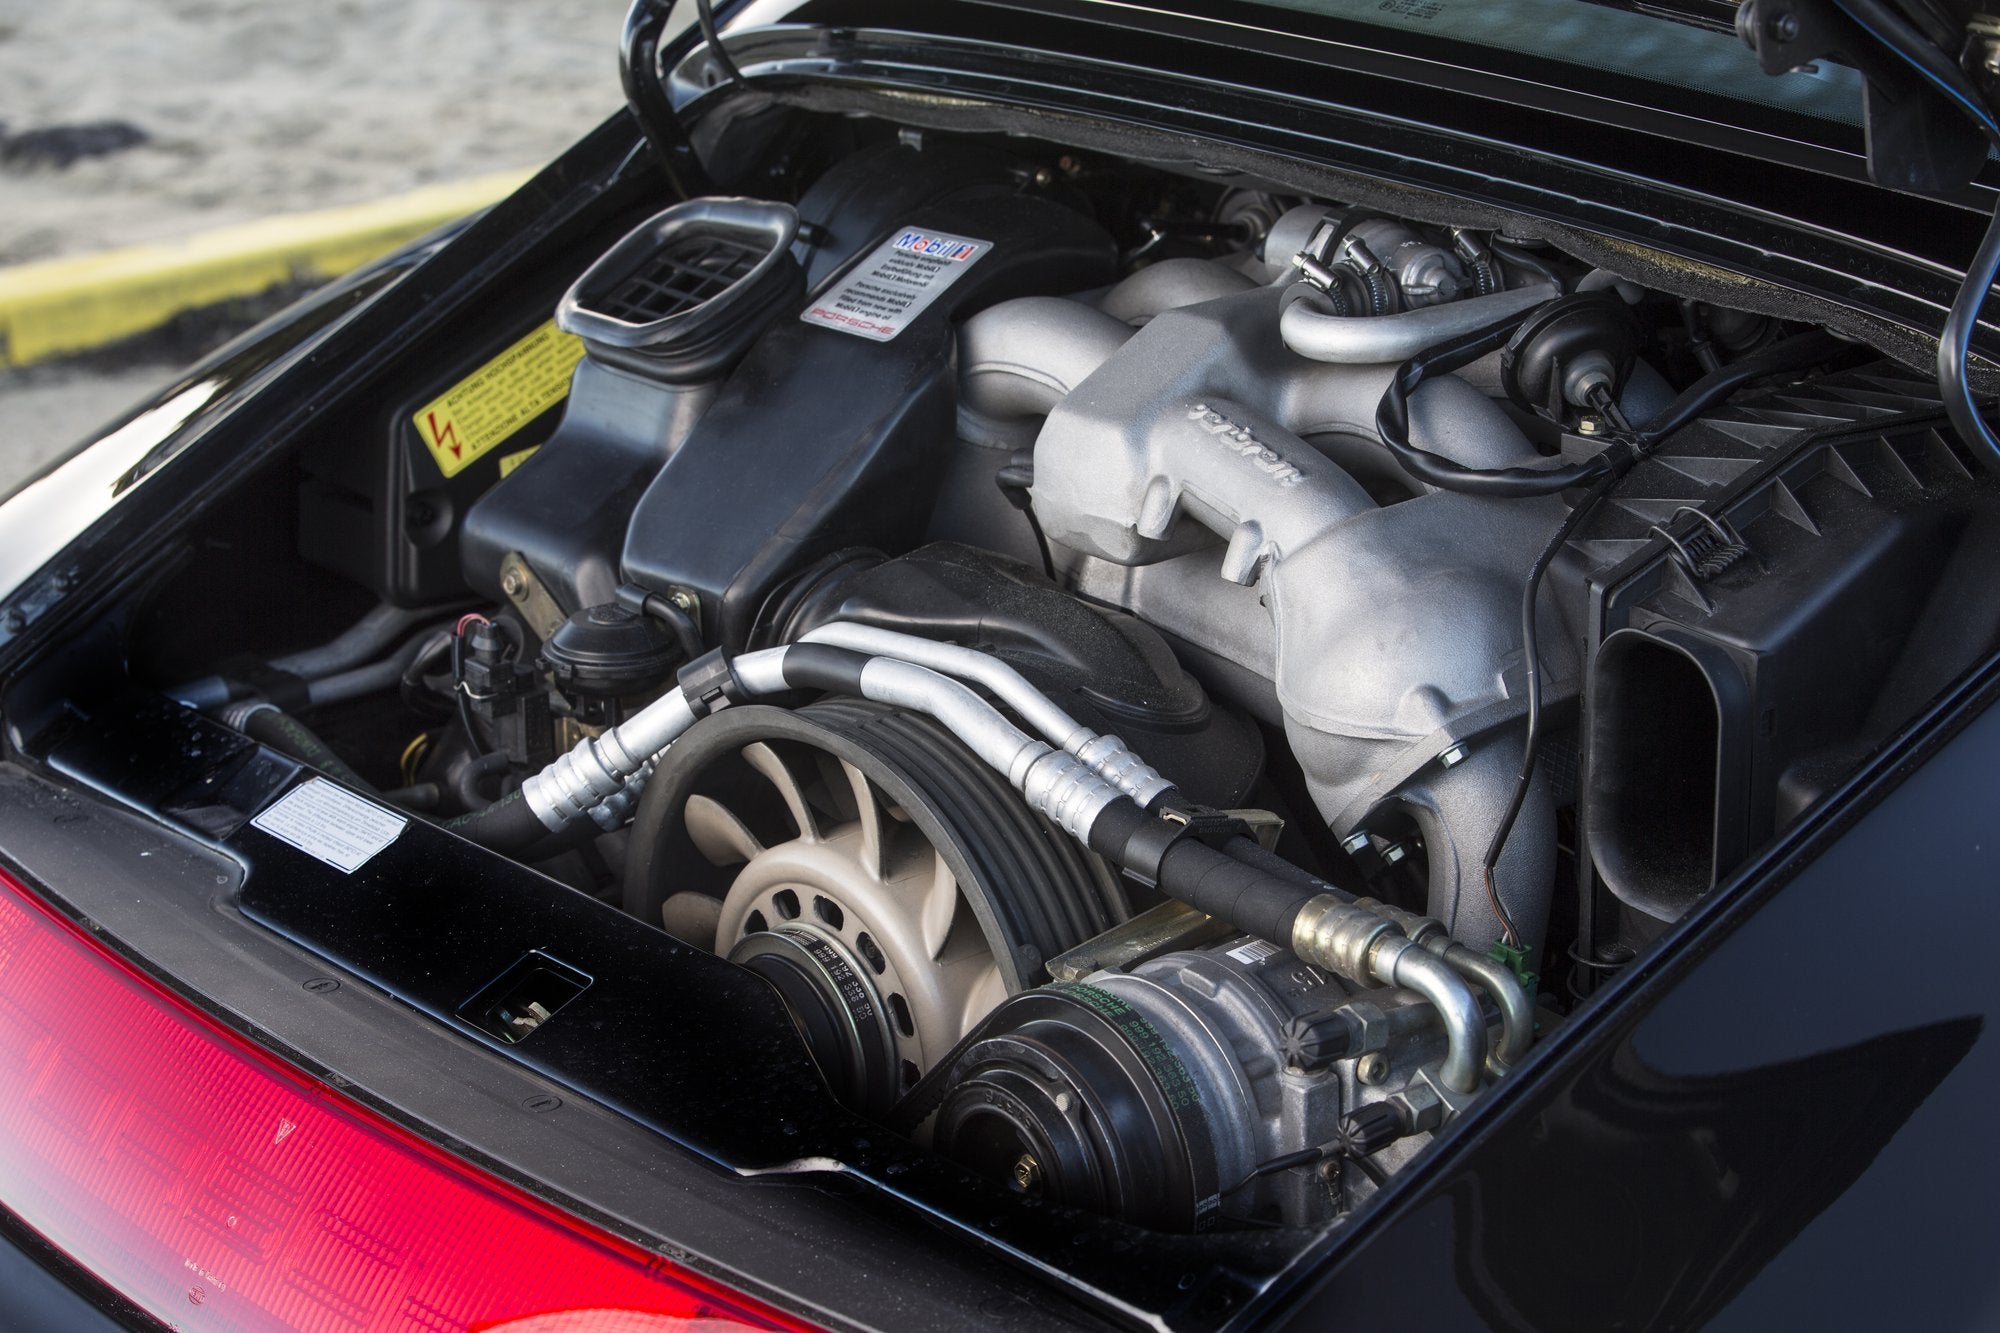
[0,0,638,489]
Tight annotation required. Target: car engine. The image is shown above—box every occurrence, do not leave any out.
[86,117,2000,1238]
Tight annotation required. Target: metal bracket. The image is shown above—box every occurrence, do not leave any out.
[498,551,568,641]
[1045,900,1237,982]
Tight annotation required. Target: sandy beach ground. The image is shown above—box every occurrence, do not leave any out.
[0,0,636,492]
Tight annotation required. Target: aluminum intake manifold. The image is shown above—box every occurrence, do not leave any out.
[959,278,1574,953]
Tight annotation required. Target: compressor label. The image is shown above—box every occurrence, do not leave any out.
[413,321,584,479]
[251,778,407,874]
[800,226,992,342]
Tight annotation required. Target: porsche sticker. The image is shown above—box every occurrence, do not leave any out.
[801,226,992,342]
[413,322,583,479]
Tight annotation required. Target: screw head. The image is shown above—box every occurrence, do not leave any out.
[1341,830,1372,856]
[1437,743,1466,769]
[500,568,527,598]
[301,977,340,994]
[1772,11,1799,41]
[1356,1052,1390,1085]
[668,589,698,613]
[1577,415,1605,436]
[522,1093,563,1114]
[0,610,23,634]
[1380,841,1409,866]
[1010,1153,1044,1195]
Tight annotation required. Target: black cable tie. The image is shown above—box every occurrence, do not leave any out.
[676,648,741,719]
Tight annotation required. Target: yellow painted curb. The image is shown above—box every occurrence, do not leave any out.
[0,168,536,368]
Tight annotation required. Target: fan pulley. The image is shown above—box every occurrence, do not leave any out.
[624,700,1127,1114]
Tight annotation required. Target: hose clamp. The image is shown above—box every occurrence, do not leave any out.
[676,648,741,719]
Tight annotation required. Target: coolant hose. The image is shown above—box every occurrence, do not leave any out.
[225,702,379,797]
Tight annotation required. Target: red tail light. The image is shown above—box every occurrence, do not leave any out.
[0,866,819,1332]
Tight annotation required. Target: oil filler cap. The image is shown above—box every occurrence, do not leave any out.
[539,603,682,700]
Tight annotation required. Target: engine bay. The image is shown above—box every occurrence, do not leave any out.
[17,96,2000,1260]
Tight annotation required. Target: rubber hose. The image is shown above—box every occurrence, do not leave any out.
[445,788,551,855]
[1217,834,1356,903]
[240,708,379,797]
[1152,837,1318,948]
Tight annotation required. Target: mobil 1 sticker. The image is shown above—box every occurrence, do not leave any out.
[800,227,992,342]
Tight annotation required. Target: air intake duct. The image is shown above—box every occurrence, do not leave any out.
[460,199,802,614]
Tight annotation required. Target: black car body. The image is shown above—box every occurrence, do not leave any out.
[1,2,1997,1329]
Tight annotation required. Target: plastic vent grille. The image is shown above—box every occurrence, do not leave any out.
[593,234,769,323]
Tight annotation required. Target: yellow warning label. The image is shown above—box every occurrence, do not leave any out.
[498,445,540,478]
[413,322,584,479]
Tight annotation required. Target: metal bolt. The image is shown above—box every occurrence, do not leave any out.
[1010,1152,1044,1195]
[1340,830,1372,856]
[1436,743,1466,769]
[1577,415,1605,437]
[500,567,526,598]
[1772,12,1798,41]
[0,610,22,634]
[668,589,698,613]
[1032,167,1053,188]
[1356,1052,1389,1085]
[52,568,77,593]
[1380,841,1409,866]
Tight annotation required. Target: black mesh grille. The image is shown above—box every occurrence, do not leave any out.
[593,234,768,323]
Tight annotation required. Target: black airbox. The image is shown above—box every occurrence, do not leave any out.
[619,191,1115,648]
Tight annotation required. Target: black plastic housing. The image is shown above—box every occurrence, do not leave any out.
[460,144,1112,628]
[1574,366,2000,921]
[459,199,803,615]
[619,193,1115,649]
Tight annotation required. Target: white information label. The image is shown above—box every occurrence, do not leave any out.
[1226,938,1283,966]
[800,226,992,342]
[250,778,407,874]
